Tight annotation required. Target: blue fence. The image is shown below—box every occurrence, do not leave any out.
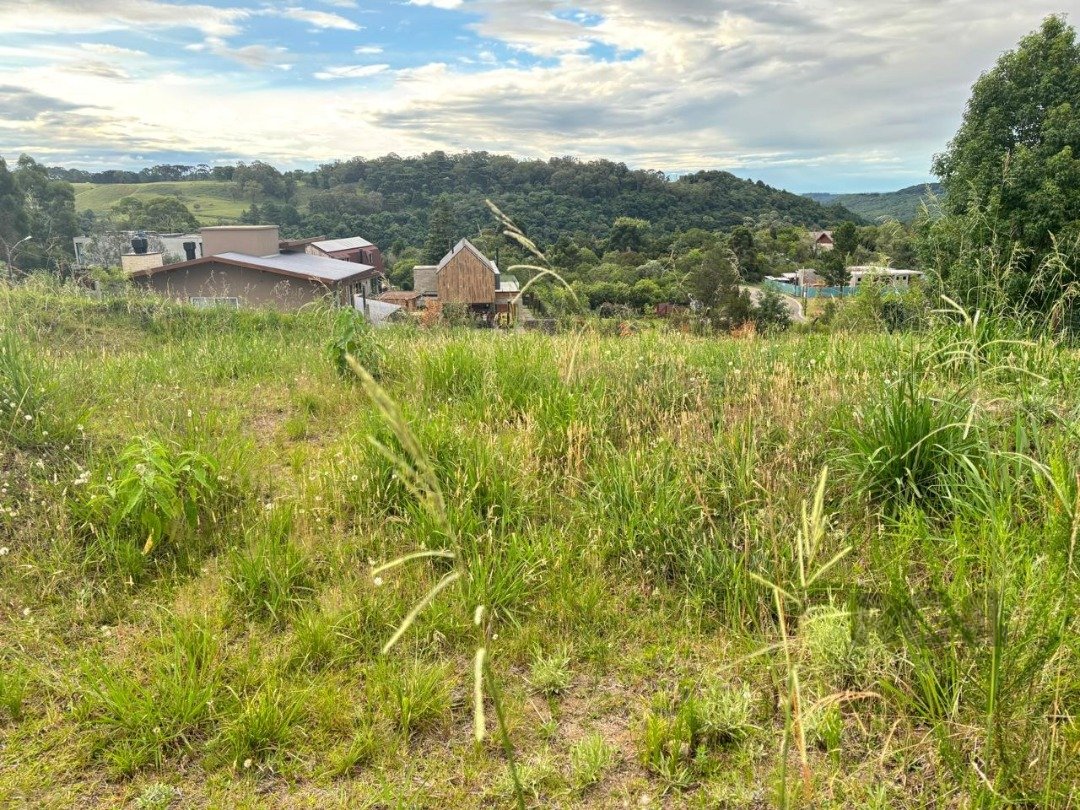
[762,280,858,299]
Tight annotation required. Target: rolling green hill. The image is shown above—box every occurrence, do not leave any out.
[69,154,861,247]
[73,181,257,225]
[803,183,945,223]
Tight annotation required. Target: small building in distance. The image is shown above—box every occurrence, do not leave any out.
[412,238,519,322]
[306,237,385,275]
[128,225,383,310]
[847,266,924,287]
[809,230,834,251]
[376,289,423,312]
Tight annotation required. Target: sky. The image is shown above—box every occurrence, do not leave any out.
[0,1,1072,193]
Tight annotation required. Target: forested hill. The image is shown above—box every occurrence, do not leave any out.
[58,152,861,250]
[803,183,944,223]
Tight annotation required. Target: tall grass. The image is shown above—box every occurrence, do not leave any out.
[0,282,1077,805]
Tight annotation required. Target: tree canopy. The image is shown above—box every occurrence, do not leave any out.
[933,15,1080,254]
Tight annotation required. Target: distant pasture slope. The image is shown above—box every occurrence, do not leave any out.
[73,181,251,225]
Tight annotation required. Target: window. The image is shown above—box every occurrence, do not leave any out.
[189,296,239,309]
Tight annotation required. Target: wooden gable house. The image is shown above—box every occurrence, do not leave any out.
[430,238,519,321]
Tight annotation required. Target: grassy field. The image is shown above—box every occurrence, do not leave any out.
[72,182,256,225]
[1,283,1078,807]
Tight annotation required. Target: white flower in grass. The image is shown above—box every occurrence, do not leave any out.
[0,547,9,556]
[373,576,384,587]
[22,607,30,617]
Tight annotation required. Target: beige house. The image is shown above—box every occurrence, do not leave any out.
[129,226,380,310]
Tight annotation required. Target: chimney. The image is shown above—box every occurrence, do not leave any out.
[182,241,197,261]
[131,236,148,255]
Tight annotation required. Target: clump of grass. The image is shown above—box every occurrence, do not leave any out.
[639,684,755,790]
[325,717,382,777]
[81,615,221,775]
[804,703,843,754]
[840,371,982,511]
[133,782,180,809]
[0,328,79,449]
[492,750,560,803]
[290,606,351,671]
[0,659,29,721]
[569,732,617,790]
[227,508,313,625]
[800,606,890,692]
[217,680,304,766]
[371,659,454,739]
[529,646,572,696]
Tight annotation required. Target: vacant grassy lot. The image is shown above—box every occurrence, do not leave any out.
[72,182,256,225]
[1,284,1078,807]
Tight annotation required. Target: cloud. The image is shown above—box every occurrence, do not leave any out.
[79,43,149,58]
[0,85,83,121]
[62,61,132,81]
[186,37,291,69]
[0,0,250,37]
[320,0,358,6]
[354,45,384,55]
[408,0,464,8]
[314,63,390,80]
[278,7,361,31]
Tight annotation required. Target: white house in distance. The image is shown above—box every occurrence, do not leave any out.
[766,265,924,290]
[847,266,925,287]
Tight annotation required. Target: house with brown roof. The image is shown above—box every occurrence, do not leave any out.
[128,225,382,310]
[810,230,834,251]
[412,238,520,322]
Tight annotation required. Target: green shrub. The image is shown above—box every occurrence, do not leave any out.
[329,308,383,380]
[76,437,225,575]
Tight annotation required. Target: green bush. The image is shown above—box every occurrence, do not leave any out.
[75,437,226,576]
[328,307,383,380]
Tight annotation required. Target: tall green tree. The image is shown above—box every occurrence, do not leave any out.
[932,15,1080,261]
[832,221,859,258]
[0,157,28,249]
[11,155,77,273]
[729,225,762,281]
[819,249,850,287]
[423,195,456,263]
